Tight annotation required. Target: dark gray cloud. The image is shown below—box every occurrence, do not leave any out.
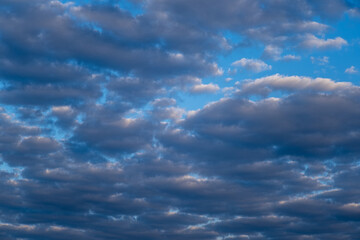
[73,116,154,156]
[178,92,360,162]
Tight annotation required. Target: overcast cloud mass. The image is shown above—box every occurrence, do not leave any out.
[1,0,360,239]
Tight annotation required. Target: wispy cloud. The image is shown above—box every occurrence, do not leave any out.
[345,65,358,74]
[232,58,272,73]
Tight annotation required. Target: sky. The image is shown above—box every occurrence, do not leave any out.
[1,0,360,239]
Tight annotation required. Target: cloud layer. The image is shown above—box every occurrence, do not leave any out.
[0,0,359,240]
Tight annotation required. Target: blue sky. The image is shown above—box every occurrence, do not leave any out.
[1,1,360,239]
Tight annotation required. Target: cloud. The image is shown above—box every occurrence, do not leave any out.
[238,74,353,96]
[148,0,349,47]
[178,86,360,163]
[0,84,101,106]
[51,106,77,128]
[348,8,360,17]
[0,1,360,240]
[232,58,272,73]
[310,56,329,65]
[345,65,358,74]
[155,84,360,238]
[190,83,220,94]
[263,45,301,61]
[262,45,283,60]
[73,111,154,156]
[301,35,348,49]
[282,54,301,61]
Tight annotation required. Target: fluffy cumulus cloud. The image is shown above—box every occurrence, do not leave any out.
[1,0,360,240]
[301,35,348,49]
[190,82,220,94]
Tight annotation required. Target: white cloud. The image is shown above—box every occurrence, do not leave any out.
[293,21,328,32]
[262,45,282,60]
[239,74,353,96]
[232,58,272,73]
[211,63,224,76]
[301,35,348,49]
[190,83,220,94]
[345,66,358,74]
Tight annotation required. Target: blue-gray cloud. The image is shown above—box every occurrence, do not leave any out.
[0,1,360,240]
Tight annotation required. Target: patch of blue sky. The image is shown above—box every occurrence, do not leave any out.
[75,112,85,124]
[101,154,121,163]
[0,105,20,120]
[0,161,24,180]
[50,122,74,140]
[0,161,14,173]
[70,15,104,34]
[324,159,337,169]
[269,59,314,77]
[221,30,243,46]
[117,0,144,17]
[96,82,108,105]
[188,172,209,181]
[175,90,224,111]
[326,14,360,81]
